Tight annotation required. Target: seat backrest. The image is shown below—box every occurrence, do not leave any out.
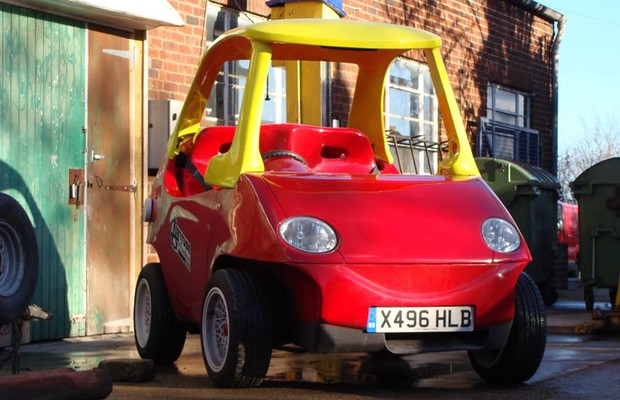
[308,127,376,174]
[259,124,376,174]
[187,124,379,182]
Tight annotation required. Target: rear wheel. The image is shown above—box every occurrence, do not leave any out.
[468,272,547,383]
[0,194,39,324]
[134,263,186,364]
[201,268,272,388]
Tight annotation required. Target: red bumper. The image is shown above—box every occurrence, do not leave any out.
[279,261,526,331]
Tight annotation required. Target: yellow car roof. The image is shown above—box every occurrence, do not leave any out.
[236,19,442,50]
[168,19,479,188]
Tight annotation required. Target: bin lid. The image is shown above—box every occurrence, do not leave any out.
[475,157,560,204]
[475,157,560,186]
[571,157,620,197]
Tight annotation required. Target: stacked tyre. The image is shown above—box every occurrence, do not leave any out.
[0,193,39,325]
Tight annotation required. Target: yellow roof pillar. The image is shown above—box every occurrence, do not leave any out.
[268,0,345,125]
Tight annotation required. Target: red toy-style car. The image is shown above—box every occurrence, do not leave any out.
[134,19,546,388]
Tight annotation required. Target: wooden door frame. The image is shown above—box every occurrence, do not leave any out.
[132,30,146,322]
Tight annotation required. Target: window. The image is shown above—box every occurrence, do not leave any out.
[204,5,286,126]
[486,84,529,127]
[386,58,439,174]
[478,84,538,165]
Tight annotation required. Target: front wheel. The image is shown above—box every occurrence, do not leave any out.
[468,272,547,383]
[201,268,272,388]
[134,263,186,364]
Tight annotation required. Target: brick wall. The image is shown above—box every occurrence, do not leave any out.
[148,0,556,171]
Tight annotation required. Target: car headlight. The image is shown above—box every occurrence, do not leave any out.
[279,217,338,253]
[481,218,521,253]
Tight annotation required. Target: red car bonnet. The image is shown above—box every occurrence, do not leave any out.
[260,173,527,264]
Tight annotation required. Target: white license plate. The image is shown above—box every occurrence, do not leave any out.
[366,306,474,333]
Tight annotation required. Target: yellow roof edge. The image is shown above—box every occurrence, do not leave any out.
[237,19,441,50]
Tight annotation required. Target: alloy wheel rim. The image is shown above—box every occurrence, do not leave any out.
[203,287,229,372]
[135,279,152,348]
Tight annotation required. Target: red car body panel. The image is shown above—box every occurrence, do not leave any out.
[149,166,530,332]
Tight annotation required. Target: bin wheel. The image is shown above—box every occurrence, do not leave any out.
[0,194,39,324]
[540,284,558,307]
[609,287,617,307]
[584,286,595,311]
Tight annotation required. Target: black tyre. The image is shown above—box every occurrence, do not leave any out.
[201,268,272,388]
[134,263,186,364]
[584,286,594,311]
[540,284,558,307]
[0,194,39,324]
[468,272,547,383]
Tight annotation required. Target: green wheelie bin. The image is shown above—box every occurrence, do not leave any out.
[476,157,563,306]
[571,157,620,311]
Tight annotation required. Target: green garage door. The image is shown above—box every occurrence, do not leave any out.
[0,4,86,340]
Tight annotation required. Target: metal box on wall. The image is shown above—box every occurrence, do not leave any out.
[148,99,183,171]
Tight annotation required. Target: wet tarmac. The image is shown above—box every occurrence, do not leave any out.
[3,288,620,399]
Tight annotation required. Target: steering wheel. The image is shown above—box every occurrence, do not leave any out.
[261,150,308,166]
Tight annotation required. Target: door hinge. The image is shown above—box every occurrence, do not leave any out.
[102,47,137,68]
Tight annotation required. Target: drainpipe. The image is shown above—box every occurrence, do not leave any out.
[506,0,566,176]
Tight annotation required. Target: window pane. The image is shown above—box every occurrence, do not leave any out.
[494,134,514,160]
[389,89,419,118]
[495,89,516,112]
[423,73,434,96]
[390,61,418,88]
[494,111,517,126]
[486,84,529,128]
[207,9,227,41]
[409,121,420,137]
[391,118,410,136]
[423,123,434,141]
[423,95,433,122]
[262,98,276,123]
